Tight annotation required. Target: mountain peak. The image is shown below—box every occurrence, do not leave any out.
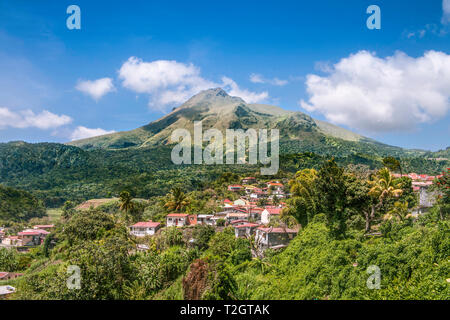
[180,88,245,109]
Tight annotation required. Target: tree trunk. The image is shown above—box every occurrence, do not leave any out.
[365,204,376,233]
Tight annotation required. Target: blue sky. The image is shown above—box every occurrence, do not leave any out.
[0,0,449,151]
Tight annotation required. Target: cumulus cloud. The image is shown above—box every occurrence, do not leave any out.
[76,77,115,101]
[0,107,72,130]
[222,77,269,103]
[249,73,288,86]
[70,126,115,141]
[443,0,450,24]
[299,50,450,133]
[118,57,268,110]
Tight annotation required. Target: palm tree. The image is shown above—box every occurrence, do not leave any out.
[384,201,410,222]
[119,191,134,222]
[364,168,403,232]
[164,187,189,212]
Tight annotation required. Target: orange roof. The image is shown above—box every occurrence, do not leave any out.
[257,227,298,234]
[235,223,260,228]
[33,225,54,229]
[167,213,189,217]
[264,208,282,215]
[268,182,283,187]
[132,221,161,228]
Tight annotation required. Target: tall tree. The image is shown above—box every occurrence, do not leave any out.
[285,168,319,227]
[164,187,189,212]
[382,157,402,175]
[119,191,134,222]
[365,168,403,232]
[316,159,348,238]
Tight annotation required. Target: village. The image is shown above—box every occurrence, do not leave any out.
[0,171,442,298]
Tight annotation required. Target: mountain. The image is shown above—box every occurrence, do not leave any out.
[1,88,447,207]
[68,88,415,157]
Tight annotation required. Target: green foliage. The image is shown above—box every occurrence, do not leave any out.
[0,247,19,271]
[234,219,450,300]
[0,184,45,222]
[192,225,216,251]
[62,209,116,245]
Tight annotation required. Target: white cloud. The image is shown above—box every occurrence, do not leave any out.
[443,0,450,24]
[76,77,115,101]
[300,50,450,133]
[249,73,288,86]
[70,126,115,141]
[0,107,72,130]
[118,57,268,110]
[221,77,269,103]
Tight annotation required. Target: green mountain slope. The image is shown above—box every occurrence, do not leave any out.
[68,88,419,158]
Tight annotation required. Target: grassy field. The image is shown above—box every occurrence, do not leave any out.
[46,208,62,223]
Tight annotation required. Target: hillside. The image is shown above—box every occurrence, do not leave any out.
[67,88,421,158]
[0,184,46,222]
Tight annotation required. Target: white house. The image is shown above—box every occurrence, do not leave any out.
[130,221,161,237]
[233,199,247,206]
[166,213,191,227]
[197,214,215,226]
[234,223,260,238]
[255,227,298,249]
[261,207,282,224]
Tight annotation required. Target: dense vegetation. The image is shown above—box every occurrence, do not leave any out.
[2,163,448,300]
[0,184,45,222]
[0,141,447,208]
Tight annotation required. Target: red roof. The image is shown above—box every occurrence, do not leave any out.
[264,208,282,215]
[257,227,298,234]
[33,225,54,229]
[33,229,50,234]
[224,199,232,203]
[235,223,260,228]
[167,213,189,217]
[230,219,248,224]
[18,231,41,236]
[268,182,283,187]
[0,272,9,279]
[131,221,161,228]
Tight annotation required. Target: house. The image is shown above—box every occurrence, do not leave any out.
[166,214,196,227]
[18,229,49,246]
[267,182,285,196]
[0,272,23,281]
[261,207,283,224]
[197,214,215,226]
[242,177,257,184]
[227,185,244,192]
[1,236,22,246]
[233,199,247,206]
[129,220,161,237]
[249,188,268,199]
[226,212,249,224]
[255,227,298,249]
[230,219,248,227]
[33,225,54,231]
[234,223,260,238]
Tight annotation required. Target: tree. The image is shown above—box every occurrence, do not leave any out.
[62,200,76,220]
[192,225,215,250]
[383,157,402,175]
[365,168,403,232]
[285,168,319,227]
[385,201,410,222]
[119,191,134,222]
[316,159,348,238]
[434,168,449,220]
[164,187,189,212]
